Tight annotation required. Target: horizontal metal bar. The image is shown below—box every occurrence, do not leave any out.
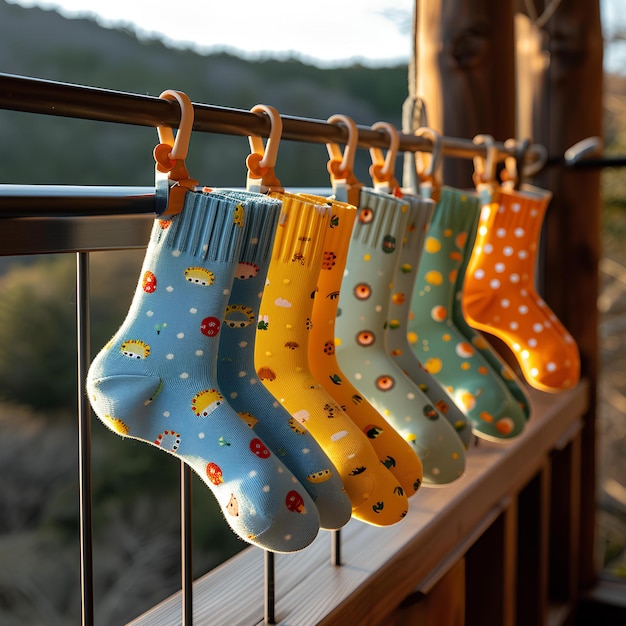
[0,214,153,255]
[0,72,542,163]
[547,156,626,169]
[0,185,159,217]
[0,186,335,255]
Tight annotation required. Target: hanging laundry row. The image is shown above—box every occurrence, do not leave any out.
[85,91,580,555]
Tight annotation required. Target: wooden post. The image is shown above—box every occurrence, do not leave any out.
[412,0,516,187]
[412,0,602,612]
[528,0,603,592]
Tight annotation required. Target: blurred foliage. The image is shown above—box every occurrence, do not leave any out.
[602,73,626,212]
[597,71,626,584]
[0,1,408,189]
[0,256,77,412]
[0,400,246,624]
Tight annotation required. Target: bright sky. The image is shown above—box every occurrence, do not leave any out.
[7,0,626,71]
[8,0,415,67]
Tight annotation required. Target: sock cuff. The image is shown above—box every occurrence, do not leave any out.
[298,195,357,256]
[491,186,551,229]
[267,192,331,266]
[432,187,481,234]
[401,195,435,251]
[353,188,409,249]
[212,189,283,266]
[152,190,245,262]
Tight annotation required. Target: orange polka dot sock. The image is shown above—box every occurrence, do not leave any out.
[255,192,410,526]
[304,194,424,497]
[451,195,532,417]
[462,185,580,392]
[408,187,528,440]
[214,189,352,531]
[385,193,474,448]
[335,188,466,485]
[87,190,320,553]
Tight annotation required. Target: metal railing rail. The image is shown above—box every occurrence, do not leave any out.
[0,73,547,165]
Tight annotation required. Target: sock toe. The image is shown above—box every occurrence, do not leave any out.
[349,474,410,527]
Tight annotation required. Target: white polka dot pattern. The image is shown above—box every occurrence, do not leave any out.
[462,187,580,392]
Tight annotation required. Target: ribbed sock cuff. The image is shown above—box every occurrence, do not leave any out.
[212,189,283,265]
[434,187,481,236]
[401,194,435,251]
[153,190,245,262]
[268,192,331,266]
[354,188,409,249]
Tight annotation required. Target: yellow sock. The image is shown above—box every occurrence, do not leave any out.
[256,192,410,526]
[304,194,423,497]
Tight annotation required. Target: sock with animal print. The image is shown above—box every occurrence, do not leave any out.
[461,185,580,392]
[214,189,352,530]
[256,192,410,526]
[334,188,466,485]
[304,194,424,498]
[86,190,320,553]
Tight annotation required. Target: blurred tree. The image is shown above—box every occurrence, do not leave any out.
[0,256,77,412]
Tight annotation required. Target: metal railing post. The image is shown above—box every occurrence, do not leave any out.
[181,463,194,625]
[76,252,94,626]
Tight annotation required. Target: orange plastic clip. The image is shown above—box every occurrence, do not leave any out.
[154,90,198,216]
[472,134,498,187]
[501,138,531,190]
[369,121,400,193]
[472,134,499,204]
[246,104,283,193]
[326,114,362,205]
[414,126,443,200]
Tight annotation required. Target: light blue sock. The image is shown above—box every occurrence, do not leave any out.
[214,189,352,531]
[87,190,320,553]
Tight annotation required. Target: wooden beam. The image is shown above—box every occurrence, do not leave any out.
[532,0,603,591]
[413,0,516,187]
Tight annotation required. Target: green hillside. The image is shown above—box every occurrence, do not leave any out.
[0,0,408,189]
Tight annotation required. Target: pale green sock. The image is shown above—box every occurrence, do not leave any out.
[335,188,466,485]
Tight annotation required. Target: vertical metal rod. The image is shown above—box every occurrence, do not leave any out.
[181,462,193,625]
[331,529,342,566]
[76,252,94,626]
[264,550,275,624]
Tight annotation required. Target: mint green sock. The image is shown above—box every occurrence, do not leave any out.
[408,187,527,440]
[87,190,320,553]
[335,188,466,485]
